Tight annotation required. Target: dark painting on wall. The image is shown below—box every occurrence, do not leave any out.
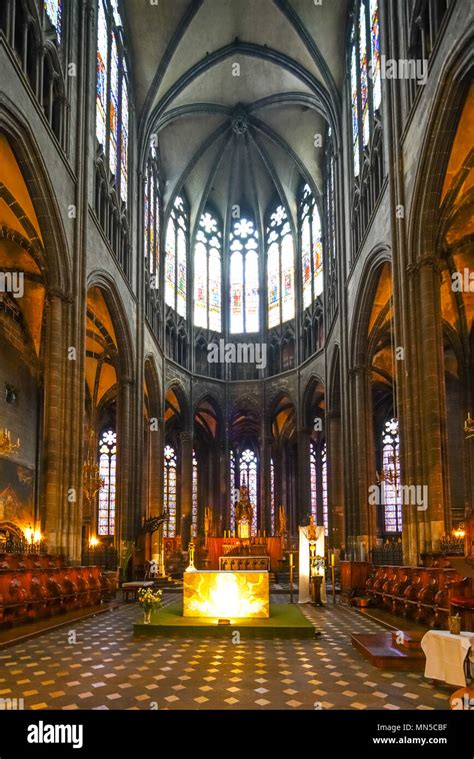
[0,457,35,529]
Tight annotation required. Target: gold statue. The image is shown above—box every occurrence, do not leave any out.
[235,483,253,539]
[308,514,317,541]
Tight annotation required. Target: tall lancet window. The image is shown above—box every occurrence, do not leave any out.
[322,442,328,537]
[382,418,402,533]
[229,217,259,333]
[95,0,129,202]
[310,442,317,522]
[144,145,160,282]
[230,450,236,532]
[98,429,116,536]
[350,0,381,177]
[194,211,222,331]
[192,451,198,538]
[239,448,258,535]
[163,444,177,538]
[165,196,188,317]
[44,0,63,42]
[266,204,295,328]
[299,184,323,309]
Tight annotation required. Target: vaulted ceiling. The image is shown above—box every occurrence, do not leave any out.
[124,0,349,234]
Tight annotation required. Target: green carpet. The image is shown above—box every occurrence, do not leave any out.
[133,602,315,638]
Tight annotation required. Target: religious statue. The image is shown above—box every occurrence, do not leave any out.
[307,514,317,541]
[234,484,253,539]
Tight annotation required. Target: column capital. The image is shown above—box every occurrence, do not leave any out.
[46,288,73,304]
[179,431,193,444]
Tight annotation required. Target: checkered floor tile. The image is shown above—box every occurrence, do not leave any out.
[0,595,453,710]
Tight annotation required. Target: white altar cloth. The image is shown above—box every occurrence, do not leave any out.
[421,629,474,686]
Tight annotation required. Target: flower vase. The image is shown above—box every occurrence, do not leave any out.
[144,608,152,625]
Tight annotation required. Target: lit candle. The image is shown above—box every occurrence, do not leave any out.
[331,553,335,567]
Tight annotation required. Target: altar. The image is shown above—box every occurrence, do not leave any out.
[183,570,269,619]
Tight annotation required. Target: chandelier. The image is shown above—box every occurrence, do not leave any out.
[82,430,105,505]
[0,428,21,456]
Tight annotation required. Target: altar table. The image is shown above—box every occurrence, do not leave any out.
[421,629,474,686]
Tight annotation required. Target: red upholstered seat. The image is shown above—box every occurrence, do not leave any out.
[450,596,474,609]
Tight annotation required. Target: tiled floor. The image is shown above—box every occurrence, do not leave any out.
[0,595,452,710]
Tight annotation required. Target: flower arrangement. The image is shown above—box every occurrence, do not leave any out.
[138,587,162,623]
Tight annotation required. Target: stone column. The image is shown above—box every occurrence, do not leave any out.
[180,431,193,548]
[149,417,162,562]
[297,427,311,530]
[351,365,376,561]
[326,410,344,551]
[414,257,448,551]
[117,376,133,550]
[42,292,67,555]
[259,434,272,535]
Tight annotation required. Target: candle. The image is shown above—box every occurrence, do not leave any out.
[331,553,335,567]
[289,553,293,566]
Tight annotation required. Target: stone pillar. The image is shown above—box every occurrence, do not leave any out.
[297,428,311,530]
[149,417,163,562]
[259,434,272,535]
[42,292,67,555]
[117,377,133,550]
[219,442,228,532]
[326,410,344,551]
[180,431,193,548]
[414,257,448,551]
[351,365,376,561]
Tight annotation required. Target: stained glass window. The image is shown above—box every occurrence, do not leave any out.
[266,204,295,328]
[44,0,62,43]
[120,68,129,203]
[144,148,160,279]
[192,451,198,538]
[359,0,369,146]
[229,217,259,333]
[310,438,328,535]
[322,442,328,537]
[109,33,118,177]
[270,458,275,537]
[370,0,381,110]
[165,196,188,317]
[299,184,323,306]
[382,418,402,533]
[230,450,236,534]
[310,442,317,522]
[96,1,108,149]
[98,429,116,536]
[239,448,258,536]
[350,0,382,176]
[95,0,129,204]
[193,211,222,331]
[163,444,177,538]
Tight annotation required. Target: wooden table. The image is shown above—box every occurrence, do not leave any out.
[421,629,474,687]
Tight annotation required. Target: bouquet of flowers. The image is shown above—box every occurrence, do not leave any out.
[137,587,163,611]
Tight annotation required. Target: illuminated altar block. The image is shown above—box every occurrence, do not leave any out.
[183,570,269,619]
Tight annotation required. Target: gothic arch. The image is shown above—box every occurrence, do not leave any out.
[349,245,392,368]
[0,100,71,293]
